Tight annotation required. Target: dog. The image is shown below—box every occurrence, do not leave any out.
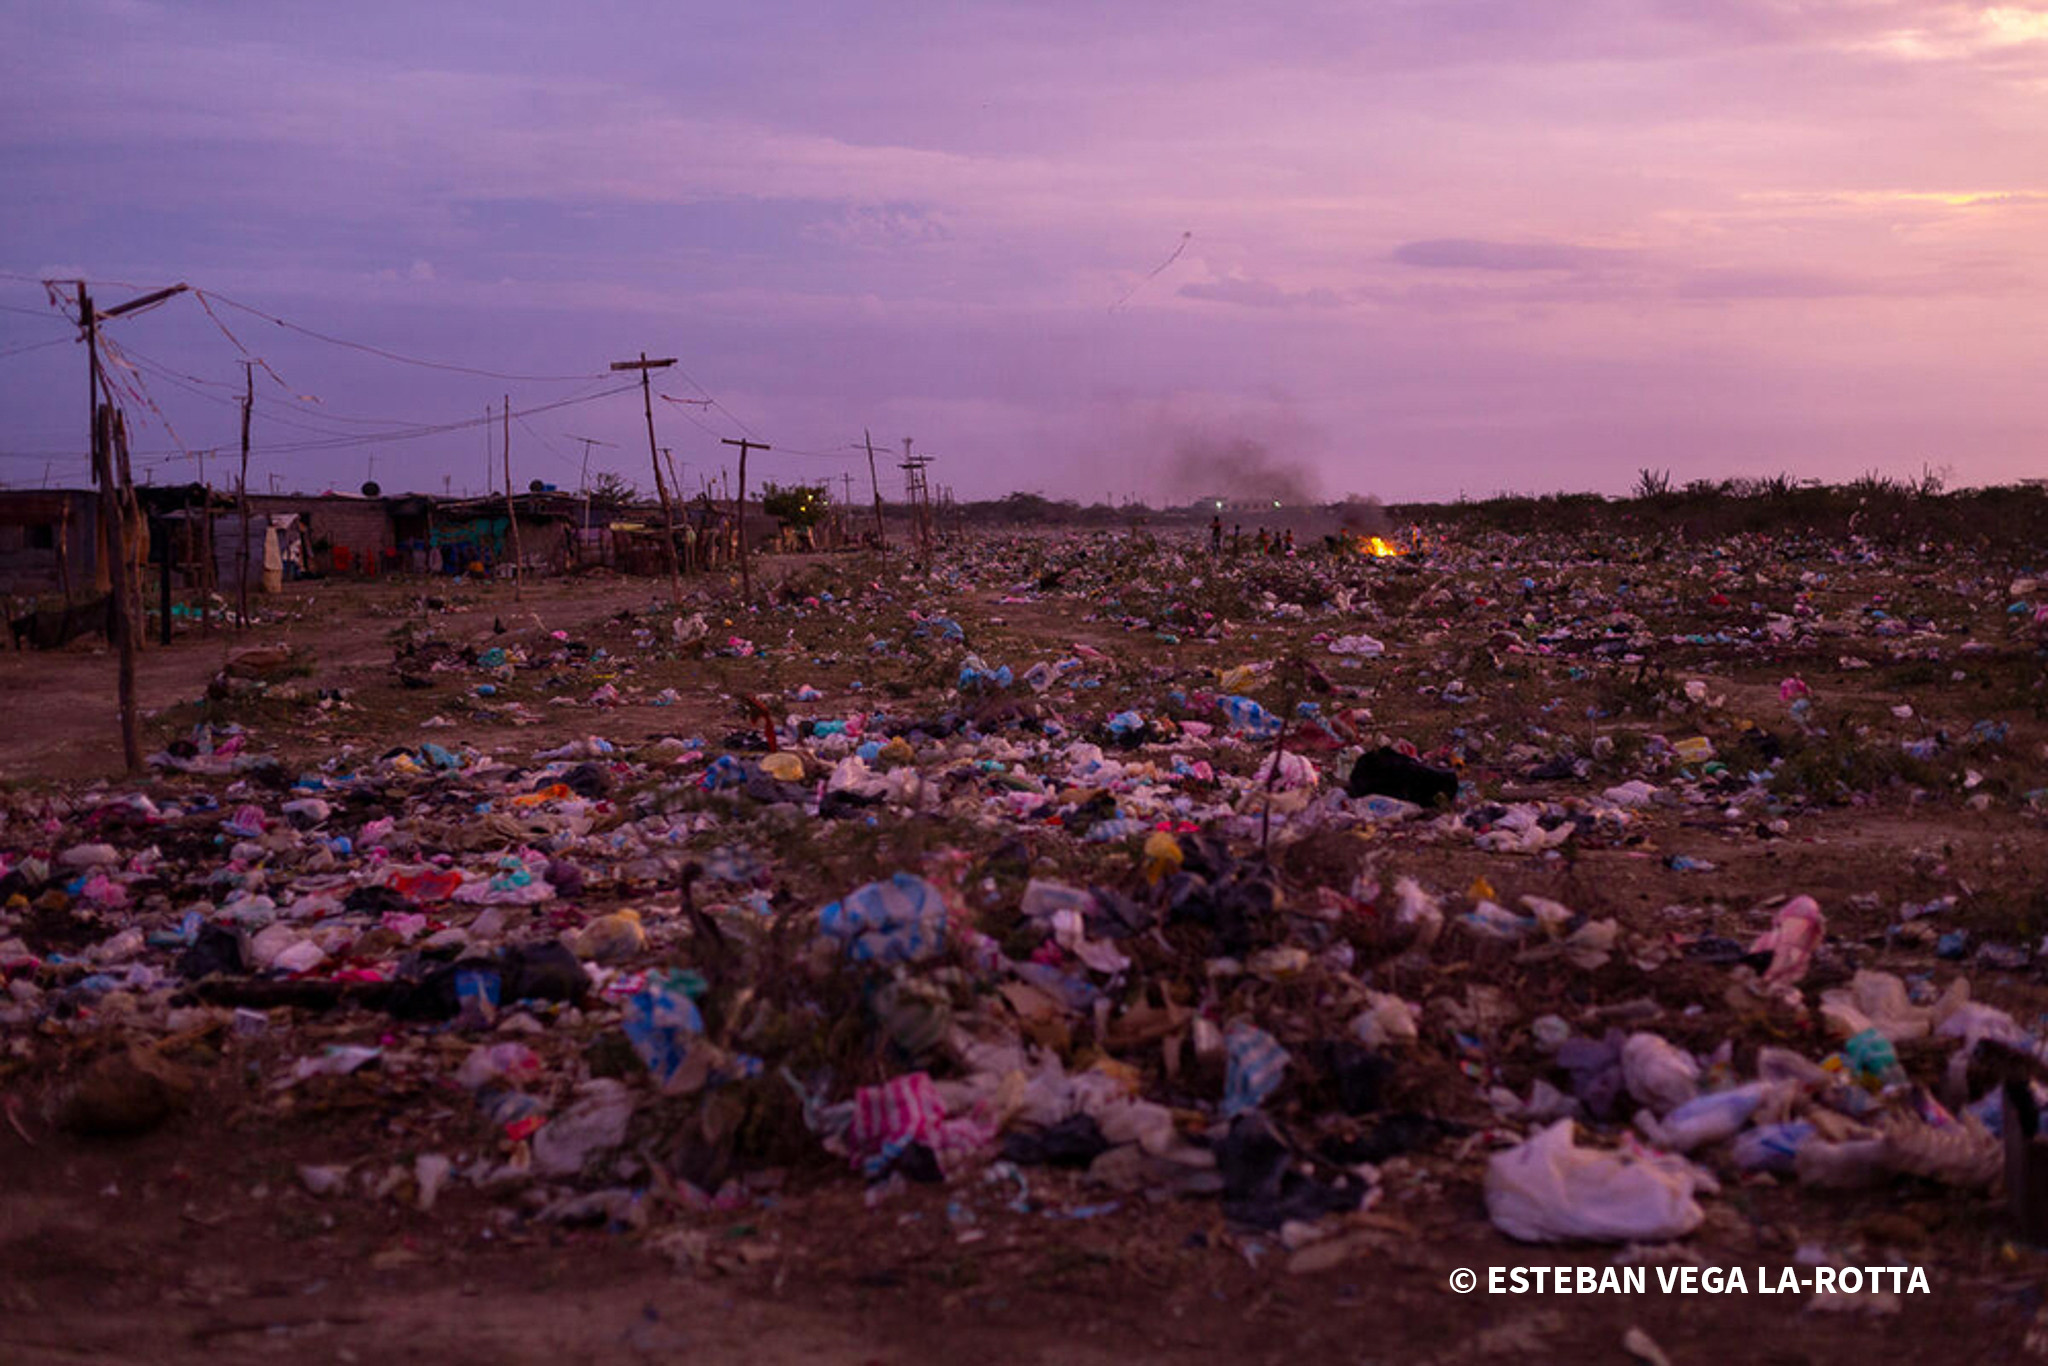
[8,594,113,650]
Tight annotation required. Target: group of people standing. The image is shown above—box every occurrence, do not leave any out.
[1209,515,1295,557]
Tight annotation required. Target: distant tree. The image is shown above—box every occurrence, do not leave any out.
[992,491,1064,523]
[761,481,829,531]
[586,471,637,503]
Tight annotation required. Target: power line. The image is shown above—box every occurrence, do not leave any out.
[245,382,640,456]
[0,337,70,360]
[194,288,608,383]
[664,360,762,440]
[1,381,640,466]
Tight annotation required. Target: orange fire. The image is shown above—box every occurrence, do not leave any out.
[1343,532,1404,557]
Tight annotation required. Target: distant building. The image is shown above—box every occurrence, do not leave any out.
[0,489,102,598]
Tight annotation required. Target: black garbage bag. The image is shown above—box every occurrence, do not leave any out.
[1214,1113,1367,1230]
[386,941,591,1021]
[1000,1114,1110,1168]
[1316,1112,1464,1165]
[177,923,247,979]
[561,762,611,798]
[819,789,880,820]
[342,883,409,916]
[1346,747,1458,807]
[1315,1040,1394,1116]
[1165,863,1280,958]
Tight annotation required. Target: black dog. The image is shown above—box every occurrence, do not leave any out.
[8,595,113,650]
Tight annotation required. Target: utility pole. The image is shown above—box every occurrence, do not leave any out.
[720,437,770,602]
[566,434,618,563]
[660,448,688,570]
[501,394,523,600]
[863,429,887,552]
[80,279,186,773]
[662,448,685,506]
[197,453,213,636]
[609,353,680,601]
[899,437,935,556]
[568,434,617,502]
[238,362,252,628]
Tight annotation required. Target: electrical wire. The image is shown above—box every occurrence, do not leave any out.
[0,337,70,360]
[6,272,840,488]
[244,382,640,456]
[195,288,608,383]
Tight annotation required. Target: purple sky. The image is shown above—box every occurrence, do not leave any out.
[3,0,2046,502]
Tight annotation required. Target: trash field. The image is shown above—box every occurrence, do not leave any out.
[3,519,2047,1360]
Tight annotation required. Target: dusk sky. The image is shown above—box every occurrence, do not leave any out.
[3,1,2046,503]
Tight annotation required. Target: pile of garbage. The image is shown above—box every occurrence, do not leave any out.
[3,520,2045,1277]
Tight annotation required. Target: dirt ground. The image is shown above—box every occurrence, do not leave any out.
[3,533,2047,1363]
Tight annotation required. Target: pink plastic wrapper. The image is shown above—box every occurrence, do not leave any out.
[847,1072,993,1173]
[1749,895,1825,988]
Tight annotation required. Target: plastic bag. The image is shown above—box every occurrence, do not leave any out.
[1732,1121,1814,1173]
[847,1071,994,1175]
[1749,895,1825,988]
[1221,1021,1289,1117]
[1485,1120,1707,1243]
[817,872,950,964]
[1636,1081,1791,1153]
[1818,970,1943,1043]
[531,1079,635,1177]
[1621,1032,1700,1115]
[1350,990,1420,1049]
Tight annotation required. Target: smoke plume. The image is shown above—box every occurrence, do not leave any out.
[1166,432,1320,506]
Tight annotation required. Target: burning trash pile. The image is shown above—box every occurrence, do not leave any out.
[1,515,2046,1312]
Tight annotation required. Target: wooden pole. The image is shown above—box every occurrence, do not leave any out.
[238,362,252,628]
[501,394,523,600]
[863,430,887,552]
[114,405,144,654]
[195,455,210,636]
[104,417,142,768]
[721,437,770,602]
[56,504,71,602]
[157,512,172,647]
[609,354,681,602]
[662,448,690,570]
[80,284,141,771]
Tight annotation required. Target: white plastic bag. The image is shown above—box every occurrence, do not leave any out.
[1621,1032,1700,1114]
[1485,1120,1707,1243]
[1818,970,1934,1042]
[1635,1081,1792,1153]
[1350,990,1420,1049]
